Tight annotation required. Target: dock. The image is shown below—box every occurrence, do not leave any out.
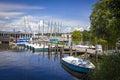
[10,41,96,58]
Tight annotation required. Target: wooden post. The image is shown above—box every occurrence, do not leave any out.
[56,44,58,53]
[60,51,64,60]
[32,47,35,53]
[95,50,98,62]
[70,46,72,56]
[75,49,77,57]
[43,42,45,52]
[55,45,57,53]
[85,48,87,59]
[48,44,51,54]
[62,45,64,55]
[55,45,57,54]
[51,43,53,52]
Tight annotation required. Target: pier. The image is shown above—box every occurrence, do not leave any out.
[11,40,96,59]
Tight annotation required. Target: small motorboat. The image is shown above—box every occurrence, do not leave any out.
[61,56,95,73]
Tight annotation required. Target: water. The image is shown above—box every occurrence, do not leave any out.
[0,44,87,80]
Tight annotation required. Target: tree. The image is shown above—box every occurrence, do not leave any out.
[89,0,120,80]
[90,0,120,49]
[82,30,91,44]
[72,30,82,44]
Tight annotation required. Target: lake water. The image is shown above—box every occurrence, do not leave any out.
[0,44,87,80]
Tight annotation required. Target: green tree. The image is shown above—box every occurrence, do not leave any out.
[72,30,82,44]
[89,0,120,80]
[82,30,91,44]
[90,0,120,49]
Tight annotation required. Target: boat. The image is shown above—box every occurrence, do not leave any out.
[30,44,55,52]
[76,45,89,48]
[13,38,30,46]
[61,56,95,73]
[32,44,49,52]
[49,37,58,44]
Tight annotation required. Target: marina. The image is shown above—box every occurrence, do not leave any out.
[0,43,88,80]
[0,0,120,79]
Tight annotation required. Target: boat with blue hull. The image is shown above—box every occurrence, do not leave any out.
[13,38,31,46]
[61,56,95,73]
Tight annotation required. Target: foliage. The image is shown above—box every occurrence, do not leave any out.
[89,54,120,80]
[90,0,120,49]
[82,30,91,45]
[72,30,82,44]
[88,0,120,79]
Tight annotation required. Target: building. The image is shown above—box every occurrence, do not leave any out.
[0,31,32,43]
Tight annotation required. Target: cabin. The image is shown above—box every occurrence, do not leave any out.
[49,37,58,43]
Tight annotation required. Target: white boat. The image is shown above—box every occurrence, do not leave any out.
[31,44,55,52]
[61,56,95,73]
[76,45,89,48]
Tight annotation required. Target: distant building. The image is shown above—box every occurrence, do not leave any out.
[0,31,32,43]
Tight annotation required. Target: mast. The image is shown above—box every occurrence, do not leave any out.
[38,20,41,34]
[54,22,57,37]
[27,17,32,33]
[42,20,44,35]
[50,21,53,37]
[24,16,27,33]
[40,20,44,36]
[47,21,50,36]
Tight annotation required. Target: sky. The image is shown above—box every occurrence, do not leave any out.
[0,0,98,33]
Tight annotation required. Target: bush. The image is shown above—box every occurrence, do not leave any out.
[89,54,120,80]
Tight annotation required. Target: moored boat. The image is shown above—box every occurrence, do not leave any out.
[61,56,95,73]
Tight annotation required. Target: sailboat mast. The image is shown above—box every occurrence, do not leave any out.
[42,20,44,35]
[38,20,40,34]
[54,22,57,37]
[50,21,52,37]
[47,21,50,36]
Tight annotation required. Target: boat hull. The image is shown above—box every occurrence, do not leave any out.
[34,47,49,52]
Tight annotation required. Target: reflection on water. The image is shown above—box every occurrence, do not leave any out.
[0,43,9,50]
[0,43,88,80]
[61,64,88,80]
[0,51,72,80]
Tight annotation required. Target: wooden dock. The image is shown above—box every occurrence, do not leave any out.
[13,42,96,55]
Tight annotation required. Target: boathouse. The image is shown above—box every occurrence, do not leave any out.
[0,31,32,43]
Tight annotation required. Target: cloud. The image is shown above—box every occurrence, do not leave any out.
[0,12,25,18]
[0,3,45,18]
[0,15,90,33]
[0,20,5,24]
[0,3,45,11]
